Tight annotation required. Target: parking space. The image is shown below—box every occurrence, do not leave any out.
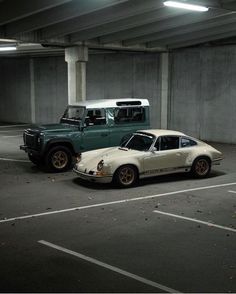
[0,125,236,293]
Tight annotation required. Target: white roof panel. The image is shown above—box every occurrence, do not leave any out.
[69,98,149,108]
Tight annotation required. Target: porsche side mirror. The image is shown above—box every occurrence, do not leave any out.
[151,147,157,153]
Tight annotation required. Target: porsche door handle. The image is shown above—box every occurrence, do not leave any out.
[101,133,109,137]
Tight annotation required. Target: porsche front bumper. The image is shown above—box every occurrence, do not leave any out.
[73,168,113,183]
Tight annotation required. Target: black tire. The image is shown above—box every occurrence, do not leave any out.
[191,156,211,178]
[28,154,41,166]
[113,164,138,187]
[45,146,72,172]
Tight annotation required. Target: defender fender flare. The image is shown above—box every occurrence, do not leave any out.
[44,138,77,155]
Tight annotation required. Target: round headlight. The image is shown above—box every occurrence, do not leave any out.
[97,160,104,171]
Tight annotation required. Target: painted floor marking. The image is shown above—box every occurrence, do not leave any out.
[2,135,22,138]
[38,240,180,293]
[0,130,23,133]
[1,182,236,224]
[228,190,236,194]
[153,210,236,233]
[0,124,29,128]
[0,157,29,163]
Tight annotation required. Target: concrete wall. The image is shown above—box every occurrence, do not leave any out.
[169,46,236,144]
[34,57,68,123]
[0,52,161,126]
[0,58,31,123]
[2,46,236,143]
[87,53,161,127]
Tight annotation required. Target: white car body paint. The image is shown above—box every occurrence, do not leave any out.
[74,129,223,184]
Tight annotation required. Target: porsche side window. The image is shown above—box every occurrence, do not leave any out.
[160,136,179,150]
[181,137,197,148]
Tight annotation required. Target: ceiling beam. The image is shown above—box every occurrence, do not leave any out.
[40,0,165,40]
[0,0,72,25]
[69,8,186,42]
[169,30,236,49]
[147,22,236,48]
[143,12,236,47]
[2,0,128,37]
[101,9,224,45]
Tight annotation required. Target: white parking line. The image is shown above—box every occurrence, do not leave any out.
[228,190,236,194]
[153,210,236,233]
[1,182,236,224]
[0,130,22,133]
[2,135,22,138]
[0,157,29,163]
[38,240,181,293]
[0,124,29,128]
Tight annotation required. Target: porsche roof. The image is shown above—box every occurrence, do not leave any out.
[138,129,186,137]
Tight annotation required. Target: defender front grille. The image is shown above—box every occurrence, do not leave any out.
[24,131,39,149]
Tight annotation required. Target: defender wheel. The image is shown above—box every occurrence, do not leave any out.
[46,146,72,172]
[191,157,211,178]
[114,165,138,187]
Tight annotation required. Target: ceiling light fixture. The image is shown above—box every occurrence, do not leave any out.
[0,46,17,51]
[164,1,209,11]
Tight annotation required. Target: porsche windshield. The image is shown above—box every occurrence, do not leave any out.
[61,106,85,124]
[124,133,154,151]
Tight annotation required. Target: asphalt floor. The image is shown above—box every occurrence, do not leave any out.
[0,123,235,293]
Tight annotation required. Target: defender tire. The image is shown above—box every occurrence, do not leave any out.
[45,146,72,172]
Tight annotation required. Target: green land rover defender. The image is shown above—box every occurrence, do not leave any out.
[20,98,150,172]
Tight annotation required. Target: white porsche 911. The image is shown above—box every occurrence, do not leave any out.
[73,129,223,187]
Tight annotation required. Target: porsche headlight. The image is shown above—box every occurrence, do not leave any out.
[97,160,104,171]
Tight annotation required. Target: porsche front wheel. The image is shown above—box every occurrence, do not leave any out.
[114,165,138,187]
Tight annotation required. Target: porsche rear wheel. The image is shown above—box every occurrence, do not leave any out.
[114,165,138,187]
[191,157,211,178]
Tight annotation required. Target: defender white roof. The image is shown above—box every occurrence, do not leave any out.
[69,98,149,108]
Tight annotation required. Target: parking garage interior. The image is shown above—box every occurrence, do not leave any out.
[0,0,236,293]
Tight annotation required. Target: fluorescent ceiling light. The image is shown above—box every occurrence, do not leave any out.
[164,1,209,11]
[0,46,17,51]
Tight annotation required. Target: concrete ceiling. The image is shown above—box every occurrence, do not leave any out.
[1,0,236,54]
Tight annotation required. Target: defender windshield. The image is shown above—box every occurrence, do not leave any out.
[61,106,85,124]
[123,133,154,151]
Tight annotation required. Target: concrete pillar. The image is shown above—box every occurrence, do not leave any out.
[65,45,88,104]
[160,52,169,129]
[30,58,36,123]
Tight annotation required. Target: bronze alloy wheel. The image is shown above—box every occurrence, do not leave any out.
[52,150,68,169]
[115,165,138,187]
[46,145,72,172]
[192,157,211,178]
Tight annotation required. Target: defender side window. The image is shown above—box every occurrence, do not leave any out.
[85,109,106,126]
[160,136,180,150]
[114,107,145,124]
